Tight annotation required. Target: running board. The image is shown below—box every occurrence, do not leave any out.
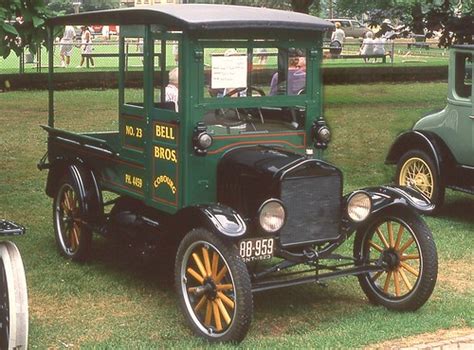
[251,265,382,293]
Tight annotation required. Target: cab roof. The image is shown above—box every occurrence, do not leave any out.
[47,4,333,34]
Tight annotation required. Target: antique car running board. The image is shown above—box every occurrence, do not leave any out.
[251,265,382,293]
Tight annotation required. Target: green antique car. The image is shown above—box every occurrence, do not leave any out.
[39,5,438,343]
[387,45,473,211]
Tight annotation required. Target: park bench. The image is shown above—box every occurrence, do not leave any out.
[82,52,161,68]
[335,52,393,63]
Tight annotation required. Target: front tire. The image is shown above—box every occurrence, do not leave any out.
[0,241,29,349]
[396,150,445,210]
[175,228,253,343]
[53,175,92,261]
[354,206,437,311]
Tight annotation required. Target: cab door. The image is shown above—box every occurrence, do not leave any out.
[448,50,473,167]
[145,31,183,214]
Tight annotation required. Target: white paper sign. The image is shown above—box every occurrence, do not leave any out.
[211,55,247,89]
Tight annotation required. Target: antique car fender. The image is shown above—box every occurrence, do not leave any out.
[343,185,434,232]
[385,130,456,180]
[176,204,247,239]
[45,159,103,223]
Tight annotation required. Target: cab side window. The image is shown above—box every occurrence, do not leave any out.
[123,37,145,108]
[455,52,472,99]
[154,39,180,112]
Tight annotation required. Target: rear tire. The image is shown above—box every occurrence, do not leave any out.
[0,241,28,349]
[175,228,253,343]
[53,174,92,261]
[354,206,437,311]
[396,150,445,211]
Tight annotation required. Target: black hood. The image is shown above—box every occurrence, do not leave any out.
[217,145,342,219]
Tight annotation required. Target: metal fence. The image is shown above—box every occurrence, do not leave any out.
[0,39,449,75]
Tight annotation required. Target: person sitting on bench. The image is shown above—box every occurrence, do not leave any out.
[360,31,375,63]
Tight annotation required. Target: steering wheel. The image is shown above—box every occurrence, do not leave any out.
[215,86,266,127]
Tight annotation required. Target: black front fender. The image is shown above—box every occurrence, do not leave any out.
[364,185,434,214]
[343,185,434,232]
[177,204,247,239]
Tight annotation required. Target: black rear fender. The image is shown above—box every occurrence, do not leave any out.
[46,160,103,223]
[385,130,456,181]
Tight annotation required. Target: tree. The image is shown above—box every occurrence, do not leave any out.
[334,0,473,46]
[0,0,50,58]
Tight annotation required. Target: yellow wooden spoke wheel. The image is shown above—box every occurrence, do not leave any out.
[53,175,92,261]
[396,150,445,210]
[399,157,434,198]
[175,229,252,343]
[354,207,437,311]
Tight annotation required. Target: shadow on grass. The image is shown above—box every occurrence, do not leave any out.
[85,234,367,323]
[88,236,176,290]
[436,192,474,224]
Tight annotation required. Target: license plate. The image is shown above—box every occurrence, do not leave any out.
[239,237,274,263]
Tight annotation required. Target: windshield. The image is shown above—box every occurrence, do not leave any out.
[200,44,308,135]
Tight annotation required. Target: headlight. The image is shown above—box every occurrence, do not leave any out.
[258,199,286,233]
[347,192,372,222]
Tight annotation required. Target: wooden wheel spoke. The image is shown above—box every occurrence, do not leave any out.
[211,252,219,279]
[394,270,401,296]
[401,254,420,261]
[217,291,235,309]
[399,237,415,254]
[216,283,233,291]
[216,298,231,325]
[371,270,384,282]
[394,224,404,250]
[215,265,228,283]
[399,268,413,290]
[401,261,419,277]
[375,228,390,249]
[204,300,212,326]
[192,252,208,278]
[71,223,80,247]
[202,247,212,278]
[194,295,207,312]
[212,300,223,331]
[369,240,384,253]
[383,271,392,293]
[387,222,395,248]
[61,196,70,211]
[187,267,204,284]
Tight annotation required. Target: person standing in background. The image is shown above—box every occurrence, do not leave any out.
[60,25,76,68]
[77,26,94,68]
[331,22,345,47]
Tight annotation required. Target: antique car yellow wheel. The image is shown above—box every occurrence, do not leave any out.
[0,241,28,349]
[175,228,252,343]
[354,206,437,311]
[396,150,444,210]
[53,176,92,261]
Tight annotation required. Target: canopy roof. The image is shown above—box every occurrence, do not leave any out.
[47,4,333,34]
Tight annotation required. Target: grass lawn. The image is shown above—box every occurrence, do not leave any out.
[0,82,472,348]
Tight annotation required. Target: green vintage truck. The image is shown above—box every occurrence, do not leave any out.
[387,45,473,211]
[39,5,438,343]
